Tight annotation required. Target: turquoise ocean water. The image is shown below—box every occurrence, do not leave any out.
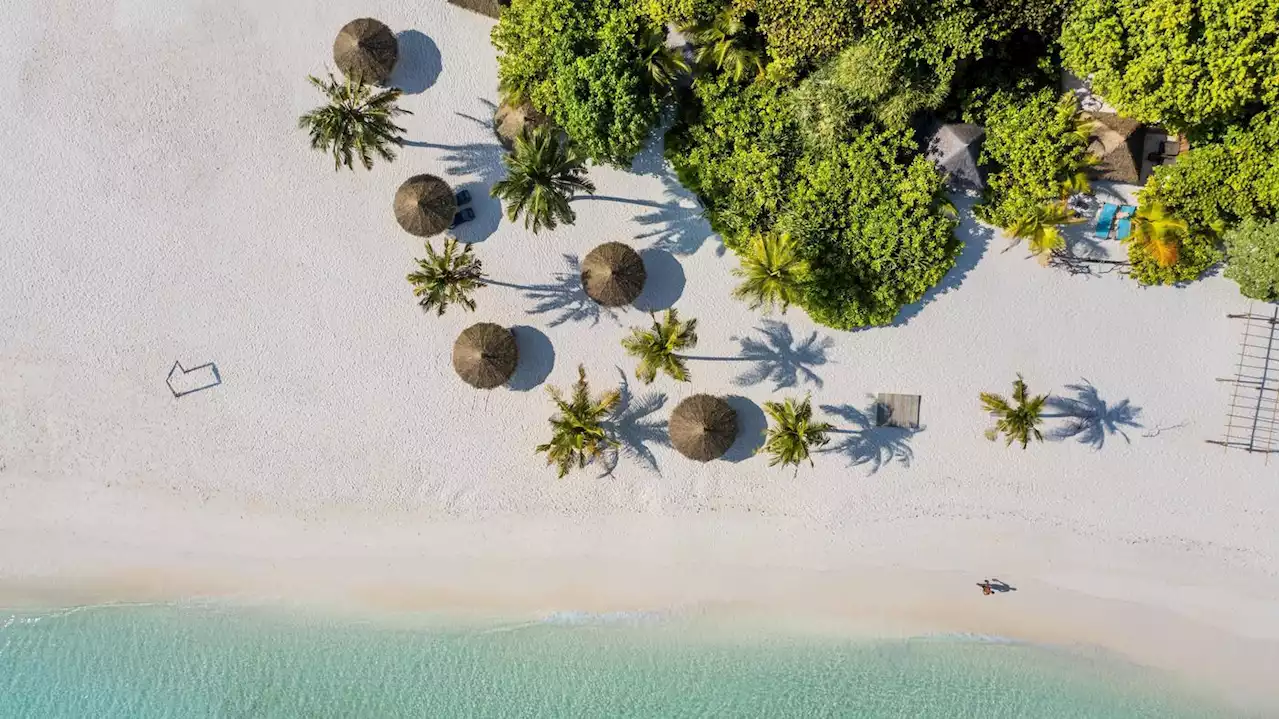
[0,604,1236,718]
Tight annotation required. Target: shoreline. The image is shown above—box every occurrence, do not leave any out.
[2,484,1274,713]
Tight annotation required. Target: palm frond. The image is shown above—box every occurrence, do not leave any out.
[732,232,810,313]
[298,73,409,171]
[536,365,621,477]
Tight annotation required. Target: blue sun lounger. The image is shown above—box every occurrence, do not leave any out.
[1094,203,1119,239]
[1113,205,1136,240]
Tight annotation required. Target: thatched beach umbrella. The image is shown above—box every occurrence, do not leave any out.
[493,100,549,150]
[333,18,399,85]
[395,174,458,237]
[452,323,518,389]
[669,394,738,462]
[581,242,646,307]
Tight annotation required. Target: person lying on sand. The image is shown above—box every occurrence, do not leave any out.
[977,580,993,595]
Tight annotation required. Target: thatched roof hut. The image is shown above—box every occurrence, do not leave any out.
[924,122,986,191]
[669,394,738,462]
[333,19,398,86]
[493,100,548,150]
[1085,112,1145,184]
[394,175,457,237]
[581,242,646,307]
[452,323,517,389]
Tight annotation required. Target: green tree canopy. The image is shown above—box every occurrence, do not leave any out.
[493,0,669,165]
[1060,0,1279,136]
[1223,219,1280,302]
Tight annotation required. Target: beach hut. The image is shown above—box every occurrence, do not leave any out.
[925,123,986,191]
[395,175,458,237]
[581,242,646,307]
[452,323,518,389]
[333,19,399,86]
[669,394,738,462]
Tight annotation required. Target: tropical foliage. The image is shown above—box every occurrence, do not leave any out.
[1060,0,1278,137]
[761,395,834,470]
[1222,219,1279,302]
[536,365,621,478]
[683,8,765,82]
[493,0,670,165]
[975,89,1095,230]
[298,73,408,171]
[406,239,485,316]
[638,26,690,90]
[980,375,1048,449]
[621,309,699,383]
[731,232,810,313]
[491,127,595,233]
[1006,202,1081,258]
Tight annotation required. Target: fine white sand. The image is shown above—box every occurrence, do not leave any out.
[1,0,1276,711]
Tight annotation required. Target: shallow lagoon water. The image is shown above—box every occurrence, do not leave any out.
[0,604,1232,718]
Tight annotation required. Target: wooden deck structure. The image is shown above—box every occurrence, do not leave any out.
[1207,305,1278,459]
[875,393,921,429]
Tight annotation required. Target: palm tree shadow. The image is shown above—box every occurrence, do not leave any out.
[731,320,833,390]
[521,255,621,327]
[819,402,919,473]
[401,139,506,187]
[1046,380,1142,449]
[600,368,670,476]
[632,173,722,256]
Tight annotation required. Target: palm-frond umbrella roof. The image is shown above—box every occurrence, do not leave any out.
[452,323,518,389]
[581,242,646,307]
[669,394,738,462]
[395,174,457,237]
[333,18,399,86]
[493,100,548,150]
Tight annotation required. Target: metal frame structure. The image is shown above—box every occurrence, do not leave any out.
[1207,305,1278,459]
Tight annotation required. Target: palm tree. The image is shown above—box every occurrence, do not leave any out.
[683,9,764,82]
[1058,154,1099,198]
[762,395,833,471]
[638,26,689,91]
[491,126,595,233]
[298,73,409,171]
[406,238,486,316]
[1006,202,1082,258]
[980,374,1048,449]
[621,309,698,384]
[1123,201,1188,267]
[537,365,622,478]
[732,232,810,313]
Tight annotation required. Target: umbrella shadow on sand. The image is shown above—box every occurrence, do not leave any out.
[388,30,441,94]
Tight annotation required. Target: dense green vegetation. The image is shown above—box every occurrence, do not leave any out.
[1223,219,1280,302]
[491,0,1278,322]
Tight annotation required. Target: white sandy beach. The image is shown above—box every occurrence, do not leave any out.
[1,0,1276,712]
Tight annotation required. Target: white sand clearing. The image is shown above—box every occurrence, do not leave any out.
[0,0,1275,712]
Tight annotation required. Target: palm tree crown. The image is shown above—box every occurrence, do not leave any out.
[762,395,833,470]
[1007,202,1082,258]
[980,374,1049,449]
[621,309,699,384]
[732,232,810,313]
[1124,201,1188,267]
[638,26,690,91]
[406,238,486,316]
[298,73,409,171]
[491,126,595,234]
[536,365,622,478]
[683,9,764,82]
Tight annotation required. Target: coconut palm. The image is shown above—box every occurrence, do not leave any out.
[683,9,764,82]
[639,26,689,90]
[1058,154,1099,198]
[621,309,698,384]
[1123,201,1188,268]
[491,126,595,234]
[406,238,486,316]
[980,374,1048,449]
[1006,202,1082,257]
[537,365,622,478]
[761,395,833,471]
[298,73,409,171]
[732,232,810,313]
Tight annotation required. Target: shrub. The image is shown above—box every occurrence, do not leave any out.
[493,0,667,166]
[1126,231,1221,286]
[1223,219,1280,302]
[1060,0,1279,137]
[975,89,1092,229]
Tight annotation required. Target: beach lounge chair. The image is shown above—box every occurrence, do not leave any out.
[450,207,475,228]
[1093,203,1118,239]
[1113,205,1136,240]
[455,189,472,206]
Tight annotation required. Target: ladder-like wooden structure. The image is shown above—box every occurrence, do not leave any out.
[1207,305,1278,459]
